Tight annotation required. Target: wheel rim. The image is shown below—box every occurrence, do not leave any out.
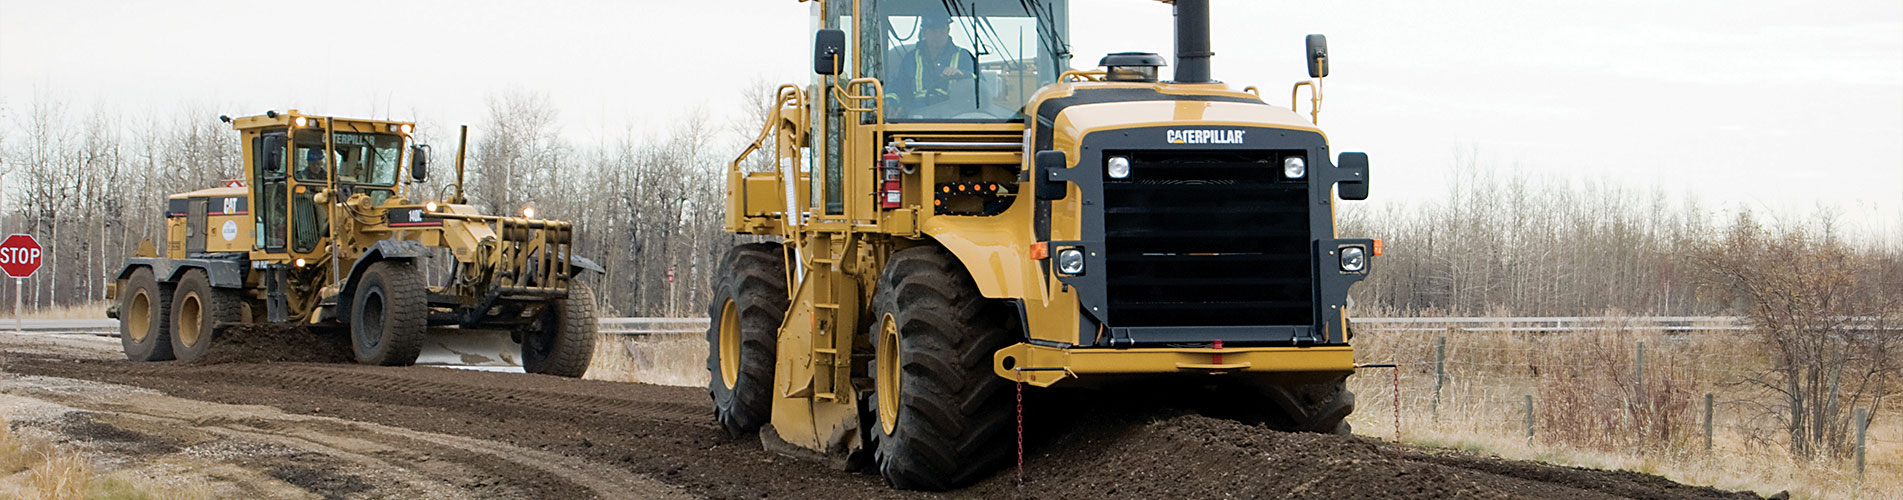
[177,292,202,347]
[717,299,741,389]
[876,313,901,435]
[126,289,151,342]
[359,288,386,349]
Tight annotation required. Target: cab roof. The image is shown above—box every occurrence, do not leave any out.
[229,109,415,135]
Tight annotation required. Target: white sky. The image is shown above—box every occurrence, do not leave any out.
[3,0,1900,237]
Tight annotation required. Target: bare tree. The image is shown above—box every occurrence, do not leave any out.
[1695,212,1901,460]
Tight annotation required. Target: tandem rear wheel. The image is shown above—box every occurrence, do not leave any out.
[169,269,242,362]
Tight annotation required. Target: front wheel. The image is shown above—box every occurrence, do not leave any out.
[867,246,1016,491]
[351,260,426,366]
[522,282,597,377]
[705,243,787,436]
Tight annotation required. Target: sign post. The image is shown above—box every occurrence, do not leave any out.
[1,234,46,333]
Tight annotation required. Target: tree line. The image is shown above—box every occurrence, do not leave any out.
[2,96,1897,324]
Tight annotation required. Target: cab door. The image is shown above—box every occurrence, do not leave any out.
[253,131,290,253]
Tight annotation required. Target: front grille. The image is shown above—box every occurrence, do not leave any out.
[1102,150,1312,327]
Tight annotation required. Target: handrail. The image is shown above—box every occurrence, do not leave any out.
[1060,69,1107,82]
[1291,79,1323,125]
[832,77,887,126]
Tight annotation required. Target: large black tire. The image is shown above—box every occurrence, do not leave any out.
[523,281,598,377]
[350,260,426,366]
[1256,377,1357,435]
[867,246,1016,491]
[119,268,174,362]
[705,242,788,437]
[169,269,241,362]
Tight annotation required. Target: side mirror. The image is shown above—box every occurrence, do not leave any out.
[1034,150,1069,201]
[814,29,846,75]
[262,134,286,175]
[1305,34,1329,78]
[410,145,429,181]
[1337,152,1369,200]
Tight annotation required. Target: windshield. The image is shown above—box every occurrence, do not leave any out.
[863,0,1070,121]
[290,130,404,186]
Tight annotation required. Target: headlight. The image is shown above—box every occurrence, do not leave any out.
[425,201,439,212]
[1057,248,1085,275]
[294,258,307,268]
[522,206,537,219]
[400,124,414,134]
[1107,156,1131,179]
[293,117,309,127]
[1339,245,1366,272]
[1284,156,1307,179]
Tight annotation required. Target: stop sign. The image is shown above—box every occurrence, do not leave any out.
[0,234,43,278]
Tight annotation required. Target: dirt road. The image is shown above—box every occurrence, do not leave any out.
[0,332,1772,499]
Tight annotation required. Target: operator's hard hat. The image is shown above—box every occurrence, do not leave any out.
[921,11,952,27]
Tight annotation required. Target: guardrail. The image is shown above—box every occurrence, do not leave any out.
[15,316,1893,337]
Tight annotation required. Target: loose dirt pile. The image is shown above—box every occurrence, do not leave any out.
[193,324,354,365]
[972,410,1767,499]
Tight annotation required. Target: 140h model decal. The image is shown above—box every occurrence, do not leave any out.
[389,208,444,227]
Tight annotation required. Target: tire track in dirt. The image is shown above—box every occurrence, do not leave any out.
[1,372,691,500]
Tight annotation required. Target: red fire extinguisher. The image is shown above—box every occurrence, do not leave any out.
[881,148,903,210]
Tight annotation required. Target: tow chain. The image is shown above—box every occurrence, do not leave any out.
[1015,369,1025,487]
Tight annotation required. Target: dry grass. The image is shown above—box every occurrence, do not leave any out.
[1,415,208,500]
[1346,320,1901,500]
[0,301,110,321]
[585,333,709,387]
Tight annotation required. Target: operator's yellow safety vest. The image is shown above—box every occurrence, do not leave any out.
[913,47,962,99]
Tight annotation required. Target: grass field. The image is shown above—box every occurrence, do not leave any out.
[0,302,108,321]
[1345,321,1900,500]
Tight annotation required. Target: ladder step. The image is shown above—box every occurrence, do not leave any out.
[815,303,840,309]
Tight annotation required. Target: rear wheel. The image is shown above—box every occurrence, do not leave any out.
[351,260,426,366]
[170,269,241,362]
[119,268,174,362]
[523,281,597,377]
[867,246,1016,491]
[705,243,787,436]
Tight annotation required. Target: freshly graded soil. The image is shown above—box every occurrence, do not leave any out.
[194,324,355,365]
[1,333,1773,499]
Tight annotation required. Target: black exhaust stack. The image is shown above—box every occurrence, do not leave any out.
[1173,0,1213,83]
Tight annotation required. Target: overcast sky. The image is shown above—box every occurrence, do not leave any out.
[3,0,1899,237]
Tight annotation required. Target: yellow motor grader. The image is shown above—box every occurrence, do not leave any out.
[709,0,1375,490]
[107,110,600,377]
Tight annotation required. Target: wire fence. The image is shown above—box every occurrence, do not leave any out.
[1346,318,1900,484]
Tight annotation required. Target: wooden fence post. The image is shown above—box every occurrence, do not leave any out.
[1712,393,1727,456]
[1856,408,1868,478]
[1524,394,1534,439]
[1433,335,1446,420]
[1635,341,1645,404]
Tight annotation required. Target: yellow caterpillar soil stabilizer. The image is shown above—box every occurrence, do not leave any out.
[706,0,1376,490]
